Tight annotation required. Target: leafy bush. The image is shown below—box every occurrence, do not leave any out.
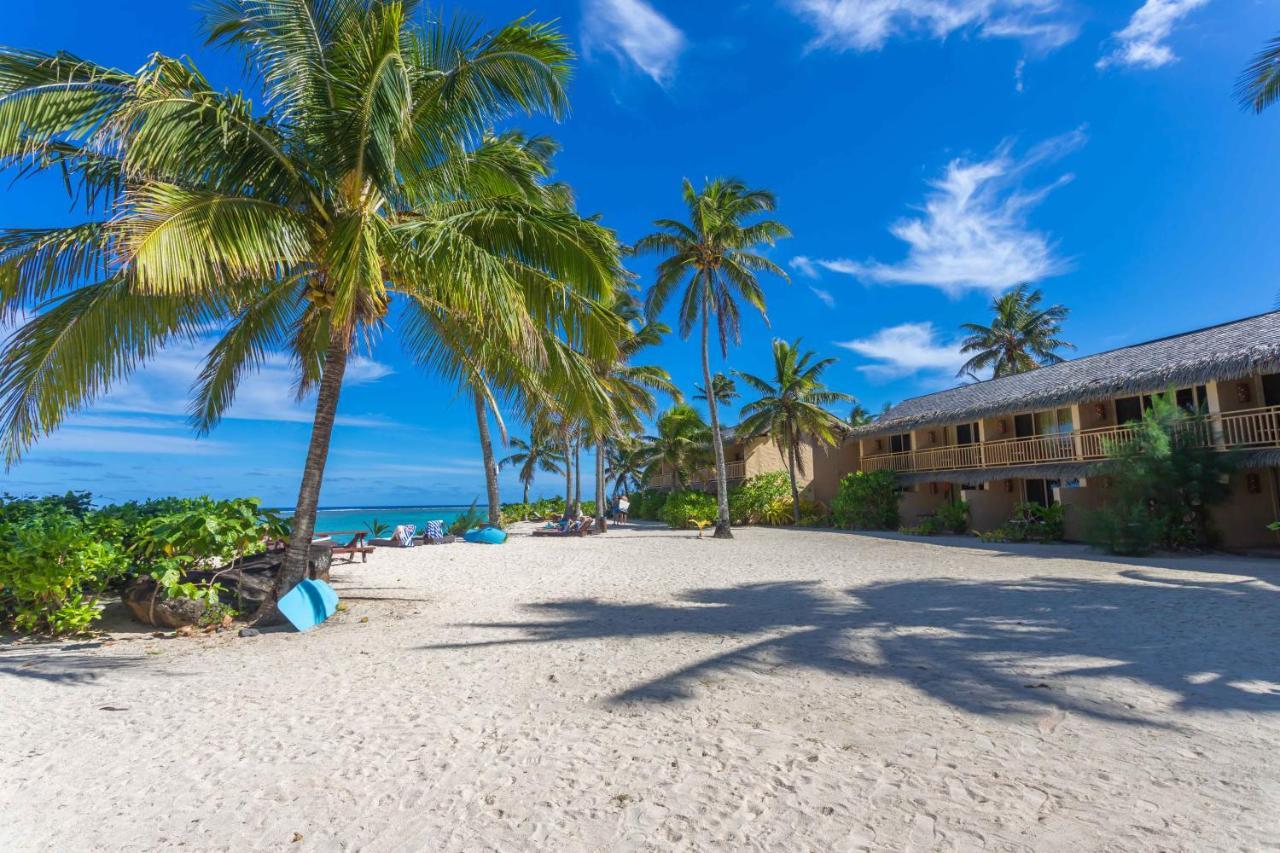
[449,500,487,536]
[660,490,717,530]
[1086,393,1233,554]
[900,515,949,536]
[978,502,1066,544]
[796,498,830,527]
[0,502,128,635]
[627,489,668,521]
[831,471,899,530]
[729,472,790,525]
[937,500,970,534]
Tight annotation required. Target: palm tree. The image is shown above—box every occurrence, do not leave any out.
[847,399,874,427]
[735,339,851,523]
[0,4,621,617]
[694,373,739,409]
[1236,34,1280,113]
[957,284,1073,379]
[605,435,648,497]
[500,430,565,506]
[642,404,710,490]
[636,179,790,538]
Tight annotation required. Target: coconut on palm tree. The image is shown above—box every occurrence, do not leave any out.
[0,3,622,618]
[957,284,1073,379]
[735,339,850,523]
[636,179,790,538]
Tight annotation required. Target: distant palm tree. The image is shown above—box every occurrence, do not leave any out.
[847,399,874,427]
[501,431,566,506]
[606,436,648,497]
[0,5,621,619]
[957,284,1073,379]
[1236,34,1280,113]
[694,373,739,408]
[636,179,790,538]
[642,404,711,490]
[736,339,851,523]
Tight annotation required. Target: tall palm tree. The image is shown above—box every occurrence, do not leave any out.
[642,403,710,490]
[957,284,1073,379]
[847,399,873,427]
[735,339,851,523]
[694,372,739,408]
[0,4,621,617]
[636,179,790,538]
[588,298,679,529]
[605,435,648,497]
[1236,34,1280,113]
[500,430,565,505]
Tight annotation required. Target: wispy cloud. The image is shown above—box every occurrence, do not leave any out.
[809,286,837,308]
[34,428,229,456]
[582,0,687,85]
[836,322,967,380]
[1097,0,1209,70]
[790,255,820,278]
[785,0,1078,53]
[813,129,1085,296]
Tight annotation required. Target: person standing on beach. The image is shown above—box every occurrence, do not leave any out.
[618,495,630,524]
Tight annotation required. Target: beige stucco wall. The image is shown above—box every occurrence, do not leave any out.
[810,439,861,504]
[1214,376,1263,414]
[1209,468,1280,550]
[898,483,957,525]
[1059,482,1108,541]
[964,482,1019,533]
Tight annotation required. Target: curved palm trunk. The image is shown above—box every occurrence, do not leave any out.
[702,311,732,539]
[259,331,350,625]
[573,438,582,508]
[521,480,530,505]
[786,430,802,525]
[474,391,502,526]
[596,440,606,527]
[562,429,573,509]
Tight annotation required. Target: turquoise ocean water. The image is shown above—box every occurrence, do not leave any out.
[305,505,473,539]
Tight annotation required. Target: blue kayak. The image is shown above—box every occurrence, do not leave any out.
[464,527,508,545]
[277,578,340,631]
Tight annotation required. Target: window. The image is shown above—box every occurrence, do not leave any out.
[1263,374,1280,407]
[955,422,979,445]
[1115,396,1143,424]
[1034,408,1074,436]
[889,433,912,454]
[1014,413,1035,438]
[1025,478,1061,508]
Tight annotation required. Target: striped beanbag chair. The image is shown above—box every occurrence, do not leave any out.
[425,520,445,541]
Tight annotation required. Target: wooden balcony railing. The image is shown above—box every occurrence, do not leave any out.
[862,405,1280,475]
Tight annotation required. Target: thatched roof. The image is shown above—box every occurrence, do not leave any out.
[854,311,1280,437]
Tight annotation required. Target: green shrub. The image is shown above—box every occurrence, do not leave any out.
[978,502,1066,544]
[0,505,129,635]
[900,515,948,536]
[831,470,899,530]
[627,489,668,521]
[449,501,487,536]
[729,472,790,525]
[937,500,970,534]
[660,490,717,530]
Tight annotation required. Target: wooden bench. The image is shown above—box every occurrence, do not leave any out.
[315,530,376,563]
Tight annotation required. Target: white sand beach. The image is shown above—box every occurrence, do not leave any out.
[3,524,1279,851]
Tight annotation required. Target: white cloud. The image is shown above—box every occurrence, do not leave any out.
[809,286,837,308]
[836,322,967,380]
[94,341,394,428]
[35,428,228,456]
[814,129,1084,295]
[582,0,687,85]
[790,255,820,278]
[1097,0,1209,70]
[785,0,1078,53]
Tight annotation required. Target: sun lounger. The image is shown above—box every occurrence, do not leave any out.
[369,524,418,548]
[317,530,375,563]
[532,518,590,537]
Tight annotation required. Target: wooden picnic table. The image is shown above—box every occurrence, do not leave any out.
[313,530,375,563]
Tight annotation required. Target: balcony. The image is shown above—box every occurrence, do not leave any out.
[861,405,1280,475]
[652,461,748,491]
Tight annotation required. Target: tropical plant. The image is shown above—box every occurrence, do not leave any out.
[636,178,790,538]
[694,373,739,408]
[0,4,621,621]
[735,338,851,523]
[605,435,649,498]
[641,403,710,490]
[365,518,391,539]
[957,284,1074,379]
[500,429,566,505]
[980,502,1066,544]
[448,500,487,537]
[1087,393,1233,554]
[847,399,874,427]
[659,490,717,531]
[937,500,970,534]
[728,471,790,525]
[831,470,899,530]
[626,489,667,521]
[1236,34,1280,113]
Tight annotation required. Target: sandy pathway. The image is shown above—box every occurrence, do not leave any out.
[3,524,1278,851]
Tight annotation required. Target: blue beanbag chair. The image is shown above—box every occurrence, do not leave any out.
[464,527,508,545]
[277,579,340,631]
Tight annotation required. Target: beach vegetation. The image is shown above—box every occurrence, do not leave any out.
[978,502,1066,544]
[659,490,718,531]
[641,404,711,489]
[735,338,851,524]
[448,501,487,537]
[728,471,791,525]
[637,178,791,539]
[625,489,667,521]
[831,471,899,530]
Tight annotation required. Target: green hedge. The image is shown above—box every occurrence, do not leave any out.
[831,471,899,530]
[659,490,717,530]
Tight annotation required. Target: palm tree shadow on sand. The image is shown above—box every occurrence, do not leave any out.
[424,573,1280,724]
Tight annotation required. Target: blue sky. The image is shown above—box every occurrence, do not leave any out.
[2,0,1276,507]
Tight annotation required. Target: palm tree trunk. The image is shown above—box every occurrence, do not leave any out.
[574,437,582,507]
[474,391,501,527]
[702,311,732,539]
[522,481,530,505]
[787,431,802,525]
[562,429,573,509]
[259,330,350,625]
[595,439,608,532]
